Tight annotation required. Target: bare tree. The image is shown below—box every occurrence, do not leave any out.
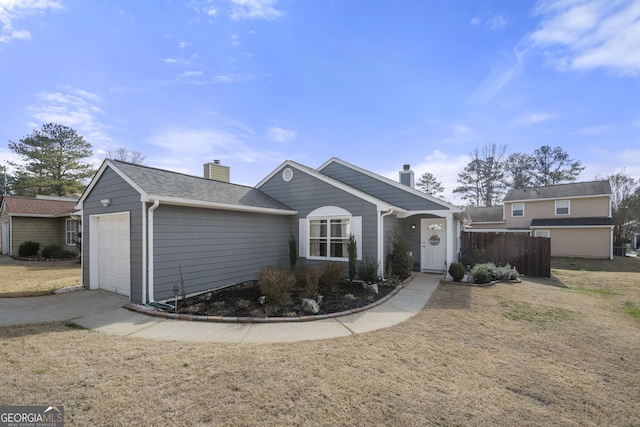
[597,170,640,246]
[105,146,146,164]
[453,143,507,207]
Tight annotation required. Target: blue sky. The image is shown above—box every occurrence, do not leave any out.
[1,0,639,204]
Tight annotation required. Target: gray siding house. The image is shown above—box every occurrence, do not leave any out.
[78,158,466,303]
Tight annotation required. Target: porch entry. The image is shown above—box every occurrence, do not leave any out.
[420,218,446,271]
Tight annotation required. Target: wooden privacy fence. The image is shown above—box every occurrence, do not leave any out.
[460,232,551,278]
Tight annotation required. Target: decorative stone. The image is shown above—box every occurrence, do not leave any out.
[301,298,320,314]
[366,284,379,294]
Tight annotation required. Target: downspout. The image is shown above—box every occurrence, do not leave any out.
[147,199,160,303]
[141,201,147,304]
[378,209,394,278]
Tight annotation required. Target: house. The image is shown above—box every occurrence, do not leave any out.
[0,195,80,256]
[466,180,614,259]
[77,158,466,303]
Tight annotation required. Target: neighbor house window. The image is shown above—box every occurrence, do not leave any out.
[555,200,570,215]
[534,230,550,238]
[309,218,350,259]
[512,203,524,217]
[65,219,78,246]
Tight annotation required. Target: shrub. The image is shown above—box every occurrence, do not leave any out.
[292,264,321,299]
[319,262,345,292]
[18,241,40,257]
[41,244,76,259]
[288,235,297,269]
[347,234,357,282]
[388,227,413,279]
[448,262,465,282]
[459,252,475,269]
[358,256,380,284]
[257,267,296,304]
[471,263,493,284]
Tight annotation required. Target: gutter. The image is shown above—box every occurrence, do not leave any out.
[147,199,160,303]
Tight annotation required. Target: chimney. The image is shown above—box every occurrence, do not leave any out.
[399,164,414,188]
[203,160,230,182]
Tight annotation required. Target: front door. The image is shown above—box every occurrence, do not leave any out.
[421,218,446,271]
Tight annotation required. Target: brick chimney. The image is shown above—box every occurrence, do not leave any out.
[203,160,230,182]
[399,164,414,188]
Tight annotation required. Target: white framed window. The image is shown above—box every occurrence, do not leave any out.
[65,219,79,246]
[555,200,570,215]
[299,206,362,261]
[534,230,550,238]
[512,203,524,217]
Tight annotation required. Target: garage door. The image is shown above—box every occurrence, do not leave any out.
[96,213,130,296]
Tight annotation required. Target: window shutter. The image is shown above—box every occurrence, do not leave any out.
[298,218,308,258]
[351,216,362,260]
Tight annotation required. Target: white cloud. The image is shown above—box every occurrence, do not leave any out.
[178,41,190,48]
[470,17,481,26]
[266,127,296,143]
[571,125,612,135]
[515,111,554,125]
[205,7,217,17]
[469,47,525,104]
[454,124,472,133]
[27,88,111,142]
[530,0,640,75]
[180,70,203,77]
[0,0,63,43]
[487,14,509,30]
[230,0,283,21]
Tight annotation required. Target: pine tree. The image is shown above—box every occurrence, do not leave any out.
[416,172,444,197]
[8,123,95,196]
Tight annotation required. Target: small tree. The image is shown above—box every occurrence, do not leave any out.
[347,234,357,281]
[532,145,584,186]
[105,146,146,164]
[597,170,640,245]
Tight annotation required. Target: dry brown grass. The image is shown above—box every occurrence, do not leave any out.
[0,258,81,296]
[0,258,639,426]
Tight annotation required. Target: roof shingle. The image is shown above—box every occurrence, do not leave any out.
[2,196,77,216]
[504,180,611,202]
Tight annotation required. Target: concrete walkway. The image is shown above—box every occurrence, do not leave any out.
[0,273,440,343]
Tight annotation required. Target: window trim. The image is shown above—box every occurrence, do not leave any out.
[65,218,78,246]
[511,203,524,217]
[555,200,570,215]
[534,230,550,238]
[308,217,351,261]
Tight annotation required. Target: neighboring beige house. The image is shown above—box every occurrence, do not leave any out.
[0,196,79,256]
[466,181,613,259]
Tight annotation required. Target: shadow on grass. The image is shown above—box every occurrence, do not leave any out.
[426,283,472,310]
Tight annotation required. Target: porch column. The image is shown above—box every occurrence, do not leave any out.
[446,213,454,269]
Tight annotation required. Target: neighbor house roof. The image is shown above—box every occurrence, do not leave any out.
[79,160,295,214]
[530,217,614,227]
[504,180,611,202]
[1,196,77,217]
[466,206,504,223]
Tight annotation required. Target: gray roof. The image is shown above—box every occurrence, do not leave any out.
[111,160,293,211]
[467,206,504,223]
[504,180,611,202]
[530,217,614,227]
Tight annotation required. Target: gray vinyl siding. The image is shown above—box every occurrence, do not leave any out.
[259,165,379,268]
[151,205,291,301]
[320,161,448,211]
[82,167,144,301]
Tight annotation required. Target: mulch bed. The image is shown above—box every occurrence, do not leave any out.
[174,280,396,318]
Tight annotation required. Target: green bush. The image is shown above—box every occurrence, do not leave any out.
[41,244,76,259]
[358,256,380,284]
[292,264,321,298]
[257,267,296,304]
[471,263,493,284]
[319,262,345,292]
[448,262,466,282]
[18,241,40,257]
[388,227,413,279]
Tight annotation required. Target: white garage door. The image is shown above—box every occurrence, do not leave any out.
[95,213,130,297]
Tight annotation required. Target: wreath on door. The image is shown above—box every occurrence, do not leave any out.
[429,235,441,246]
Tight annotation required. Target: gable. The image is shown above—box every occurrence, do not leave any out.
[318,158,453,212]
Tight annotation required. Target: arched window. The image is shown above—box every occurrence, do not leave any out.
[299,206,362,261]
